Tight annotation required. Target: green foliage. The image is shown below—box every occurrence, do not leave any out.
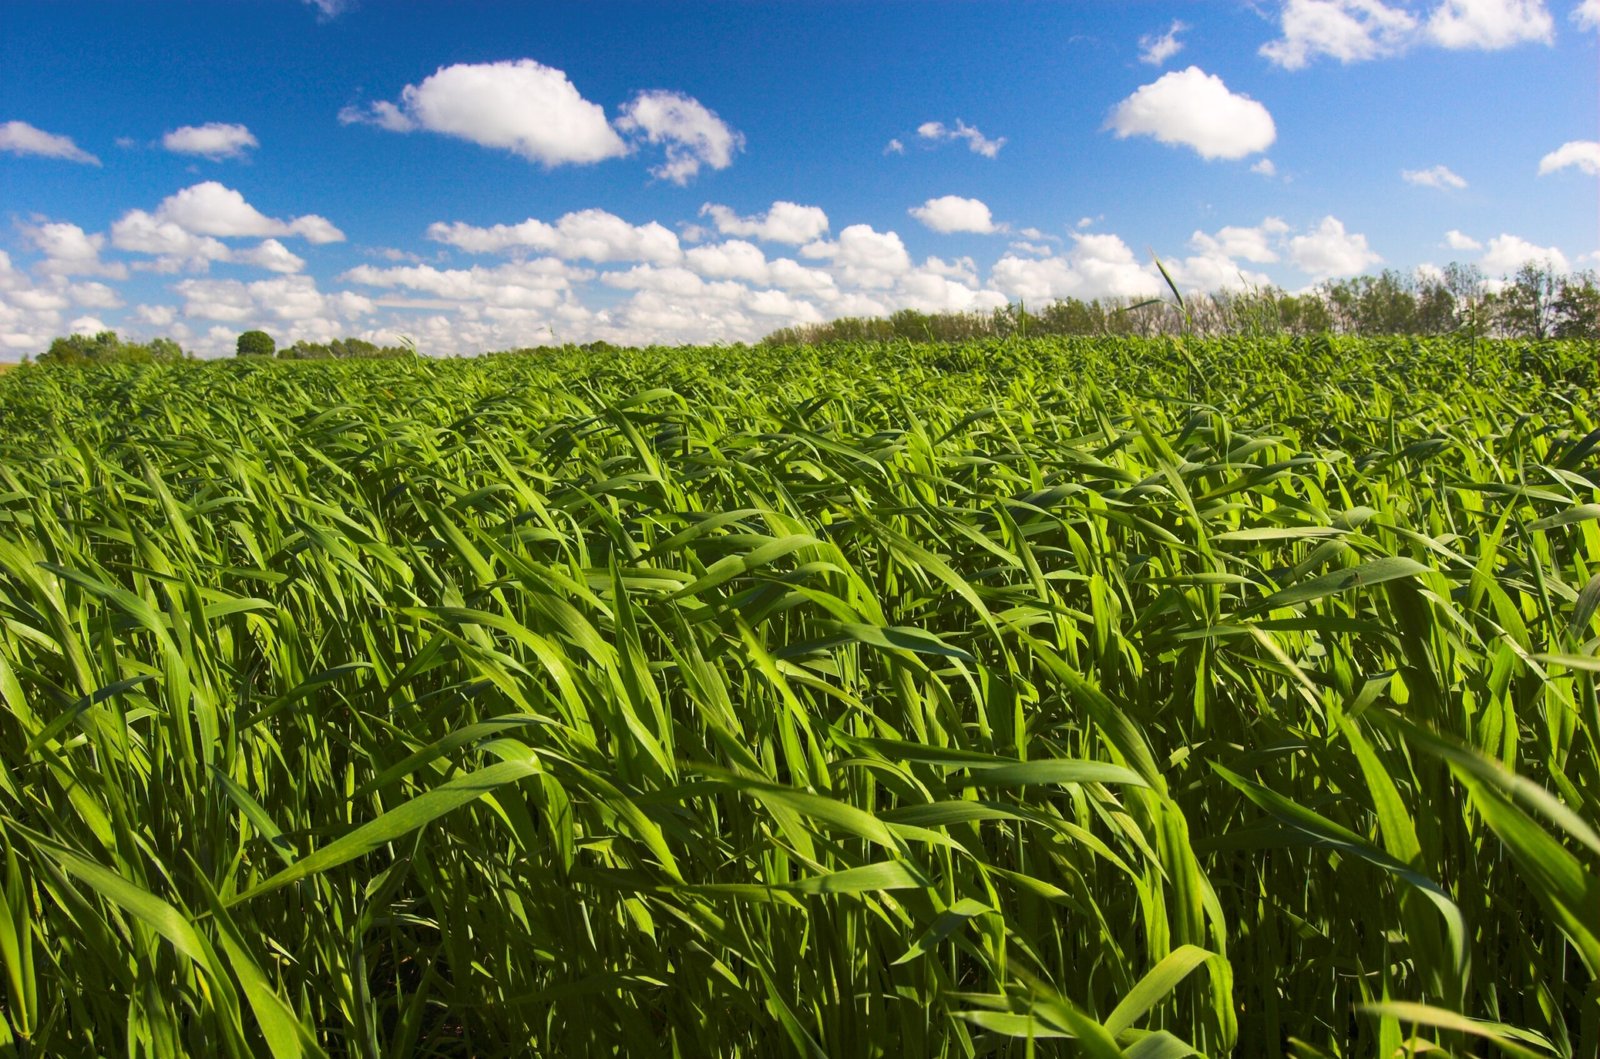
[764,263,1597,346]
[278,336,418,360]
[37,330,187,365]
[1551,271,1600,340]
[0,336,1595,1056]
[235,329,276,358]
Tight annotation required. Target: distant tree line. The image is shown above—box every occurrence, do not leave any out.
[36,331,189,365]
[274,337,417,360]
[237,330,416,360]
[23,264,1595,366]
[763,263,1599,345]
[27,329,416,366]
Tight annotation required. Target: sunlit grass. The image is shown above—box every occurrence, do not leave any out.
[0,335,1595,1056]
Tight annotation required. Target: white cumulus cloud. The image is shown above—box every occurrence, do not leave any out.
[614,90,743,184]
[231,239,306,274]
[684,240,773,284]
[700,201,830,244]
[1445,230,1483,250]
[1426,0,1554,48]
[1107,67,1275,160]
[832,225,914,289]
[1480,234,1570,275]
[110,211,231,272]
[340,59,629,167]
[105,184,341,274]
[916,119,1006,158]
[1190,219,1291,264]
[0,120,100,165]
[909,195,998,234]
[1576,0,1600,27]
[341,258,585,309]
[1261,0,1555,67]
[22,222,128,279]
[1261,0,1418,68]
[175,275,374,326]
[1538,140,1600,175]
[1287,216,1381,278]
[143,182,344,243]
[991,233,1165,302]
[162,123,259,161]
[1402,164,1468,188]
[1139,20,1189,64]
[425,209,683,264]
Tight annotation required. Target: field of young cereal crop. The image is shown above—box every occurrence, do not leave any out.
[0,335,1595,1057]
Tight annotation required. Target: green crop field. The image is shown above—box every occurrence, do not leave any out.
[0,336,1595,1057]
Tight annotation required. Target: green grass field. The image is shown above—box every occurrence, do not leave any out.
[0,336,1595,1057]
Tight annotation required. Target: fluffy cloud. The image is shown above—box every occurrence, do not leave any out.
[1480,234,1570,275]
[614,90,743,184]
[231,239,306,274]
[110,211,232,271]
[102,184,339,274]
[678,241,837,292]
[341,258,586,309]
[884,138,905,155]
[700,202,830,244]
[341,63,742,182]
[1538,140,1600,175]
[1261,0,1418,67]
[1287,216,1381,278]
[909,196,998,234]
[175,274,374,324]
[1251,159,1279,178]
[0,252,67,353]
[1184,216,1380,282]
[916,120,1006,158]
[1402,164,1468,188]
[1445,229,1483,250]
[0,120,100,165]
[894,270,1008,314]
[162,123,258,160]
[340,59,629,166]
[143,182,344,243]
[68,316,110,335]
[684,240,773,283]
[66,282,124,309]
[1426,0,1554,48]
[1261,0,1554,67]
[991,233,1164,302]
[23,222,128,279]
[1190,219,1291,263]
[1164,252,1274,292]
[831,225,914,288]
[426,209,683,264]
[1139,20,1189,65]
[1576,0,1600,27]
[132,304,177,328]
[1106,67,1275,160]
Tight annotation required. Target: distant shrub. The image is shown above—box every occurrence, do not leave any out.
[236,330,276,358]
[38,330,187,365]
[278,337,417,360]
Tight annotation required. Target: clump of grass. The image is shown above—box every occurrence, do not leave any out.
[0,335,1595,1056]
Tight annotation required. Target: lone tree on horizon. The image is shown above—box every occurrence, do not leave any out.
[236,330,275,358]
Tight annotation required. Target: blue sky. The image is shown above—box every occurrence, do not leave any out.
[1,0,1594,357]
